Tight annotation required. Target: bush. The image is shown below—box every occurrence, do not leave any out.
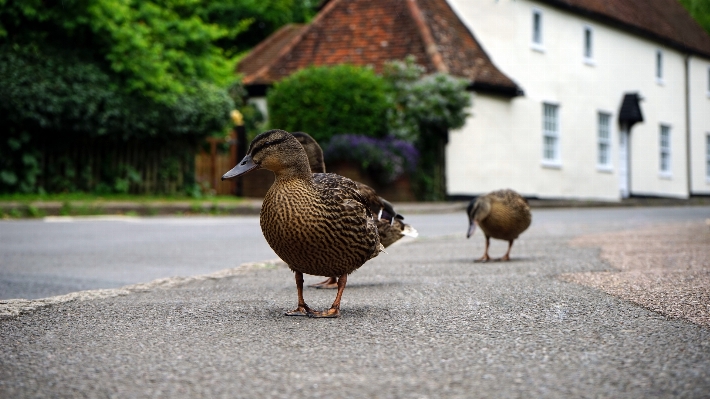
[267,65,391,143]
[323,134,419,184]
[0,46,234,141]
[383,56,471,142]
[0,46,233,194]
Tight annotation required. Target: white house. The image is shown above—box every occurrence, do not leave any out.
[238,0,710,200]
[445,0,710,200]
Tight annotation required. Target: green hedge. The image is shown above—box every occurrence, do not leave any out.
[0,46,233,194]
[266,64,391,143]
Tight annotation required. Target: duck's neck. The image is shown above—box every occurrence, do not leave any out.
[272,162,313,183]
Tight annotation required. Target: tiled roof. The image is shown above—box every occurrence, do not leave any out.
[537,0,710,58]
[237,24,307,82]
[237,0,522,96]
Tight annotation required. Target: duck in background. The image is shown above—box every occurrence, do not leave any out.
[292,132,418,289]
[466,189,531,262]
[222,129,384,318]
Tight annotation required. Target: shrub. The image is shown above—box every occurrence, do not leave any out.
[267,65,391,143]
[323,134,419,184]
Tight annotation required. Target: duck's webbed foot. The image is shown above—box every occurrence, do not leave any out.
[496,240,514,262]
[308,277,338,289]
[475,236,492,263]
[475,254,491,263]
[285,304,314,317]
[307,308,340,318]
[307,273,348,318]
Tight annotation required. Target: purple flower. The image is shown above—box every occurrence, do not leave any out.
[324,134,419,184]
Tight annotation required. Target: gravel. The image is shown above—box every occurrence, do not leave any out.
[562,221,710,327]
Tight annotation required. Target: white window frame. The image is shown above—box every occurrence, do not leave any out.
[597,112,612,171]
[707,66,710,98]
[583,25,595,65]
[531,8,544,52]
[655,49,664,85]
[659,124,672,178]
[541,102,561,168]
[705,133,710,182]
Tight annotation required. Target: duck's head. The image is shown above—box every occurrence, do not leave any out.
[222,129,310,180]
[292,132,325,174]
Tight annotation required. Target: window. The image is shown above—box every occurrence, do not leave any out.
[597,113,611,168]
[532,9,543,50]
[656,50,663,84]
[542,103,560,164]
[583,26,593,63]
[659,125,671,175]
[706,134,710,180]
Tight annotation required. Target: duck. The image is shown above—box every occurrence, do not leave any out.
[466,189,531,262]
[222,129,383,318]
[292,131,418,289]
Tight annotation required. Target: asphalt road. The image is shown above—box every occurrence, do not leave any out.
[1,206,709,398]
[2,206,707,300]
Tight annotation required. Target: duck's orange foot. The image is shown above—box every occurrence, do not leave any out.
[307,308,340,318]
[285,306,313,317]
[308,277,338,289]
[475,255,491,263]
[496,255,511,262]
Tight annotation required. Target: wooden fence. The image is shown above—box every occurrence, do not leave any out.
[38,137,195,194]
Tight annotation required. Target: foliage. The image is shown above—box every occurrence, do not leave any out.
[323,135,419,184]
[679,0,710,35]
[266,65,392,143]
[0,0,243,104]
[200,0,319,57]
[382,56,471,200]
[383,56,471,142]
[0,45,233,141]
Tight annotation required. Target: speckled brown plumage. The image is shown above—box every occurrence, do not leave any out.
[292,131,410,227]
[291,131,418,289]
[466,189,531,261]
[260,172,381,277]
[222,129,382,317]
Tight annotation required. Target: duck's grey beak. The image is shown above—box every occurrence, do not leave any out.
[466,220,477,238]
[222,154,259,180]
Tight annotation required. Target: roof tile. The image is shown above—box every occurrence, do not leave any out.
[237,0,520,94]
[538,0,710,58]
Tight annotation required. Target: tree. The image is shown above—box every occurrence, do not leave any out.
[0,0,312,193]
[383,57,471,200]
[679,0,710,35]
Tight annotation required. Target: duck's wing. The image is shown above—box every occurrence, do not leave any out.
[351,181,404,222]
[313,173,383,259]
[314,174,373,217]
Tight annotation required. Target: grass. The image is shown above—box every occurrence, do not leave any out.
[0,193,245,203]
[0,193,251,219]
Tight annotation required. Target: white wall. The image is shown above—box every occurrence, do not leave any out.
[447,0,695,199]
[689,57,710,195]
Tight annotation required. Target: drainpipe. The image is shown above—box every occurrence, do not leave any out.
[684,54,692,197]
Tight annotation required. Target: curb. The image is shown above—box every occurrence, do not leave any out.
[2,197,709,219]
[0,258,286,319]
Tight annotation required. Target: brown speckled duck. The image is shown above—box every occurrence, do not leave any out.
[292,132,418,289]
[222,129,383,318]
[466,189,531,262]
